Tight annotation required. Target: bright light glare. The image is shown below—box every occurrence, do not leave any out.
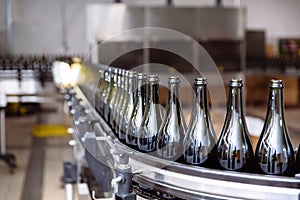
[52,61,72,88]
[70,63,81,86]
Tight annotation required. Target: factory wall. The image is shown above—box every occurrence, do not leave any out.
[0,0,300,55]
[0,0,7,54]
[4,0,88,55]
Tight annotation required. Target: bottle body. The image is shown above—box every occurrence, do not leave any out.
[103,68,116,122]
[95,68,107,114]
[99,67,112,116]
[138,75,164,152]
[255,80,295,176]
[106,68,120,125]
[157,76,187,160]
[183,78,217,167]
[119,72,137,141]
[217,79,254,172]
[110,69,125,131]
[295,144,300,174]
[114,71,128,135]
[126,73,148,147]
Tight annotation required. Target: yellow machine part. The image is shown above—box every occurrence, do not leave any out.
[32,124,69,138]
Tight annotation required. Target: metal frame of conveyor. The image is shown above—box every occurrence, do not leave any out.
[64,62,300,200]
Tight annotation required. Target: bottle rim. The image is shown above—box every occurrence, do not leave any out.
[194,77,207,85]
[148,74,159,82]
[269,79,284,88]
[128,71,137,78]
[137,73,147,80]
[168,76,180,83]
[229,78,243,87]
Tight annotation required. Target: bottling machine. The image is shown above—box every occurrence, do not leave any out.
[61,62,300,200]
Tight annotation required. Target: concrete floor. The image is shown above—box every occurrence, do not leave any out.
[0,86,73,200]
[0,90,300,200]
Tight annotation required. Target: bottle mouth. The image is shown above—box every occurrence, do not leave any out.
[113,68,118,74]
[137,73,147,80]
[269,79,283,88]
[229,79,243,87]
[108,67,113,72]
[148,74,159,82]
[124,70,129,77]
[194,77,207,85]
[118,68,123,75]
[128,71,137,78]
[168,76,180,84]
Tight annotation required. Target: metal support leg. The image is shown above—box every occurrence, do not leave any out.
[0,108,6,154]
[0,107,16,173]
[112,148,136,200]
[65,183,74,200]
[62,161,77,200]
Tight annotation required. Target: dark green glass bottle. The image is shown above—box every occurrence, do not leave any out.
[255,80,295,176]
[217,79,254,172]
[157,76,187,160]
[138,75,164,152]
[183,78,217,167]
[126,73,148,148]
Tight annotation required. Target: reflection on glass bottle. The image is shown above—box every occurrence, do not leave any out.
[99,67,112,116]
[157,76,187,160]
[118,71,137,141]
[95,67,107,114]
[105,68,119,124]
[255,80,295,176]
[126,73,148,148]
[114,70,128,135]
[138,75,164,152]
[295,144,300,174]
[103,67,116,122]
[217,79,254,172]
[110,69,125,131]
[183,78,217,167]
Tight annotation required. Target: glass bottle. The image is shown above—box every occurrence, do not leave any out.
[95,68,106,113]
[110,69,125,131]
[255,80,295,176]
[183,78,218,167]
[157,76,187,160]
[114,70,128,134]
[118,71,137,141]
[105,68,119,123]
[126,73,148,148]
[103,67,116,122]
[138,75,164,153]
[295,144,300,174]
[98,67,111,116]
[217,79,254,172]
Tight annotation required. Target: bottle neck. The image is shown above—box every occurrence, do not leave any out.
[149,82,160,104]
[193,84,208,114]
[267,87,284,118]
[117,72,122,88]
[227,86,244,117]
[110,71,114,88]
[128,77,137,100]
[135,79,145,99]
[123,75,129,92]
[106,71,112,90]
[167,82,180,110]
[113,71,118,87]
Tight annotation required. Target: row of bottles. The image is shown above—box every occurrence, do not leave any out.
[0,55,81,72]
[96,66,297,177]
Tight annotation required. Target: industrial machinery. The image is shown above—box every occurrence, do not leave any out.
[61,62,300,200]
